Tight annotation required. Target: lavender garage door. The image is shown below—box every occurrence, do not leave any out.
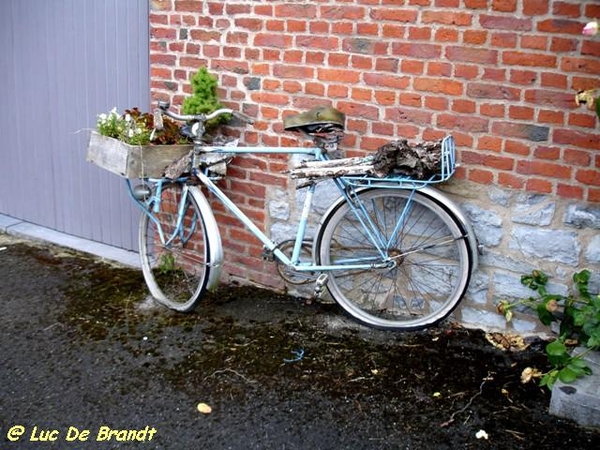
[0,0,150,250]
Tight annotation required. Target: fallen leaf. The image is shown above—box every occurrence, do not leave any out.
[197,403,212,414]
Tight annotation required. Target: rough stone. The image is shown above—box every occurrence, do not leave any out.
[512,194,555,226]
[550,349,600,429]
[510,226,580,266]
[460,306,507,330]
[585,235,600,264]
[466,271,489,305]
[564,204,600,229]
[488,186,511,207]
[480,250,537,274]
[269,190,291,220]
[461,202,503,247]
[492,272,536,301]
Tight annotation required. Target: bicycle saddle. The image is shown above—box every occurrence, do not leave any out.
[283,106,345,133]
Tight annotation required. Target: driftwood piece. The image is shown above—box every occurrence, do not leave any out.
[288,139,443,180]
[371,139,442,179]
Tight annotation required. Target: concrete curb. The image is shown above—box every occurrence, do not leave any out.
[0,214,140,268]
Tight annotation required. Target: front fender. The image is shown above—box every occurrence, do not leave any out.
[189,186,223,291]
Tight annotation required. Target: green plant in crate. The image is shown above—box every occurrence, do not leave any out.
[497,269,600,389]
[182,67,230,131]
[96,107,190,145]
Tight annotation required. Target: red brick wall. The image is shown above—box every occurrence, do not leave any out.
[149,0,600,287]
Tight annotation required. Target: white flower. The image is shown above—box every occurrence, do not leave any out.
[582,21,598,36]
[475,430,489,440]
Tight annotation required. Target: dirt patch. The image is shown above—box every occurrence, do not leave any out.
[1,237,599,449]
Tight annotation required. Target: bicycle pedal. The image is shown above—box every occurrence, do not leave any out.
[312,273,329,299]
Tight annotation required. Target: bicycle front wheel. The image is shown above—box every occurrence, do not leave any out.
[139,182,211,312]
[315,188,472,330]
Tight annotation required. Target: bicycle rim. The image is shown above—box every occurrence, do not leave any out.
[316,188,471,330]
[139,182,210,312]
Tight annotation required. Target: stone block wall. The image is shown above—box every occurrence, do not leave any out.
[149,0,600,333]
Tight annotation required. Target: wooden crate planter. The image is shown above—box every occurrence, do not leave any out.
[86,131,193,179]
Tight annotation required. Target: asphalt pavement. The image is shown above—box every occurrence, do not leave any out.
[1,233,599,450]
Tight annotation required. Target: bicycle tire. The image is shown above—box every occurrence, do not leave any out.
[315,188,472,331]
[139,181,211,312]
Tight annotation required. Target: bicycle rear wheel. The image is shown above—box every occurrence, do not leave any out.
[139,181,211,312]
[315,188,472,330]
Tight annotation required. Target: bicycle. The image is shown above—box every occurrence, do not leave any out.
[126,102,480,331]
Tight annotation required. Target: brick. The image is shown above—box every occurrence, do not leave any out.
[477,136,503,152]
[537,19,585,35]
[517,160,572,179]
[234,17,263,31]
[428,61,453,76]
[484,154,515,170]
[538,110,565,125]
[523,0,549,15]
[492,0,517,13]
[564,149,592,166]
[364,73,410,90]
[526,178,553,194]
[576,169,600,186]
[569,113,597,129]
[435,28,459,42]
[370,8,418,22]
[321,5,366,20]
[589,188,600,203]
[498,172,525,189]
[480,15,532,31]
[414,77,463,95]
[467,83,520,100]
[510,70,537,85]
[554,129,600,150]
[254,33,292,48]
[581,40,600,58]
[534,146,561,160]
[503,51,557,68]
[274,3,317,18]
[387,107,433,126]
[469,168,494,183]
[551,37,578,53]
[438,113,489,132]
[463,30,488,45]
[479,103,506,117]
[455,64,479,79]
[540,72,567,89]
[446,46,498,64]
[405,26,429,41]
[401,59,425,74]
[563,56,600,75]
[318,68,361,84]
[493,122,550,142]
[491,32,518,48]
[452,99,476,113]
[557,183,584,199]
[509,105,535,120]
[422,10,472,26]
[424,96,449,110]
[521,35,548,50]
[504,139,530,156]
[392,42,442,59]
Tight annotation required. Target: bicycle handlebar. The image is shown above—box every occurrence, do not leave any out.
[156,101,254,125]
